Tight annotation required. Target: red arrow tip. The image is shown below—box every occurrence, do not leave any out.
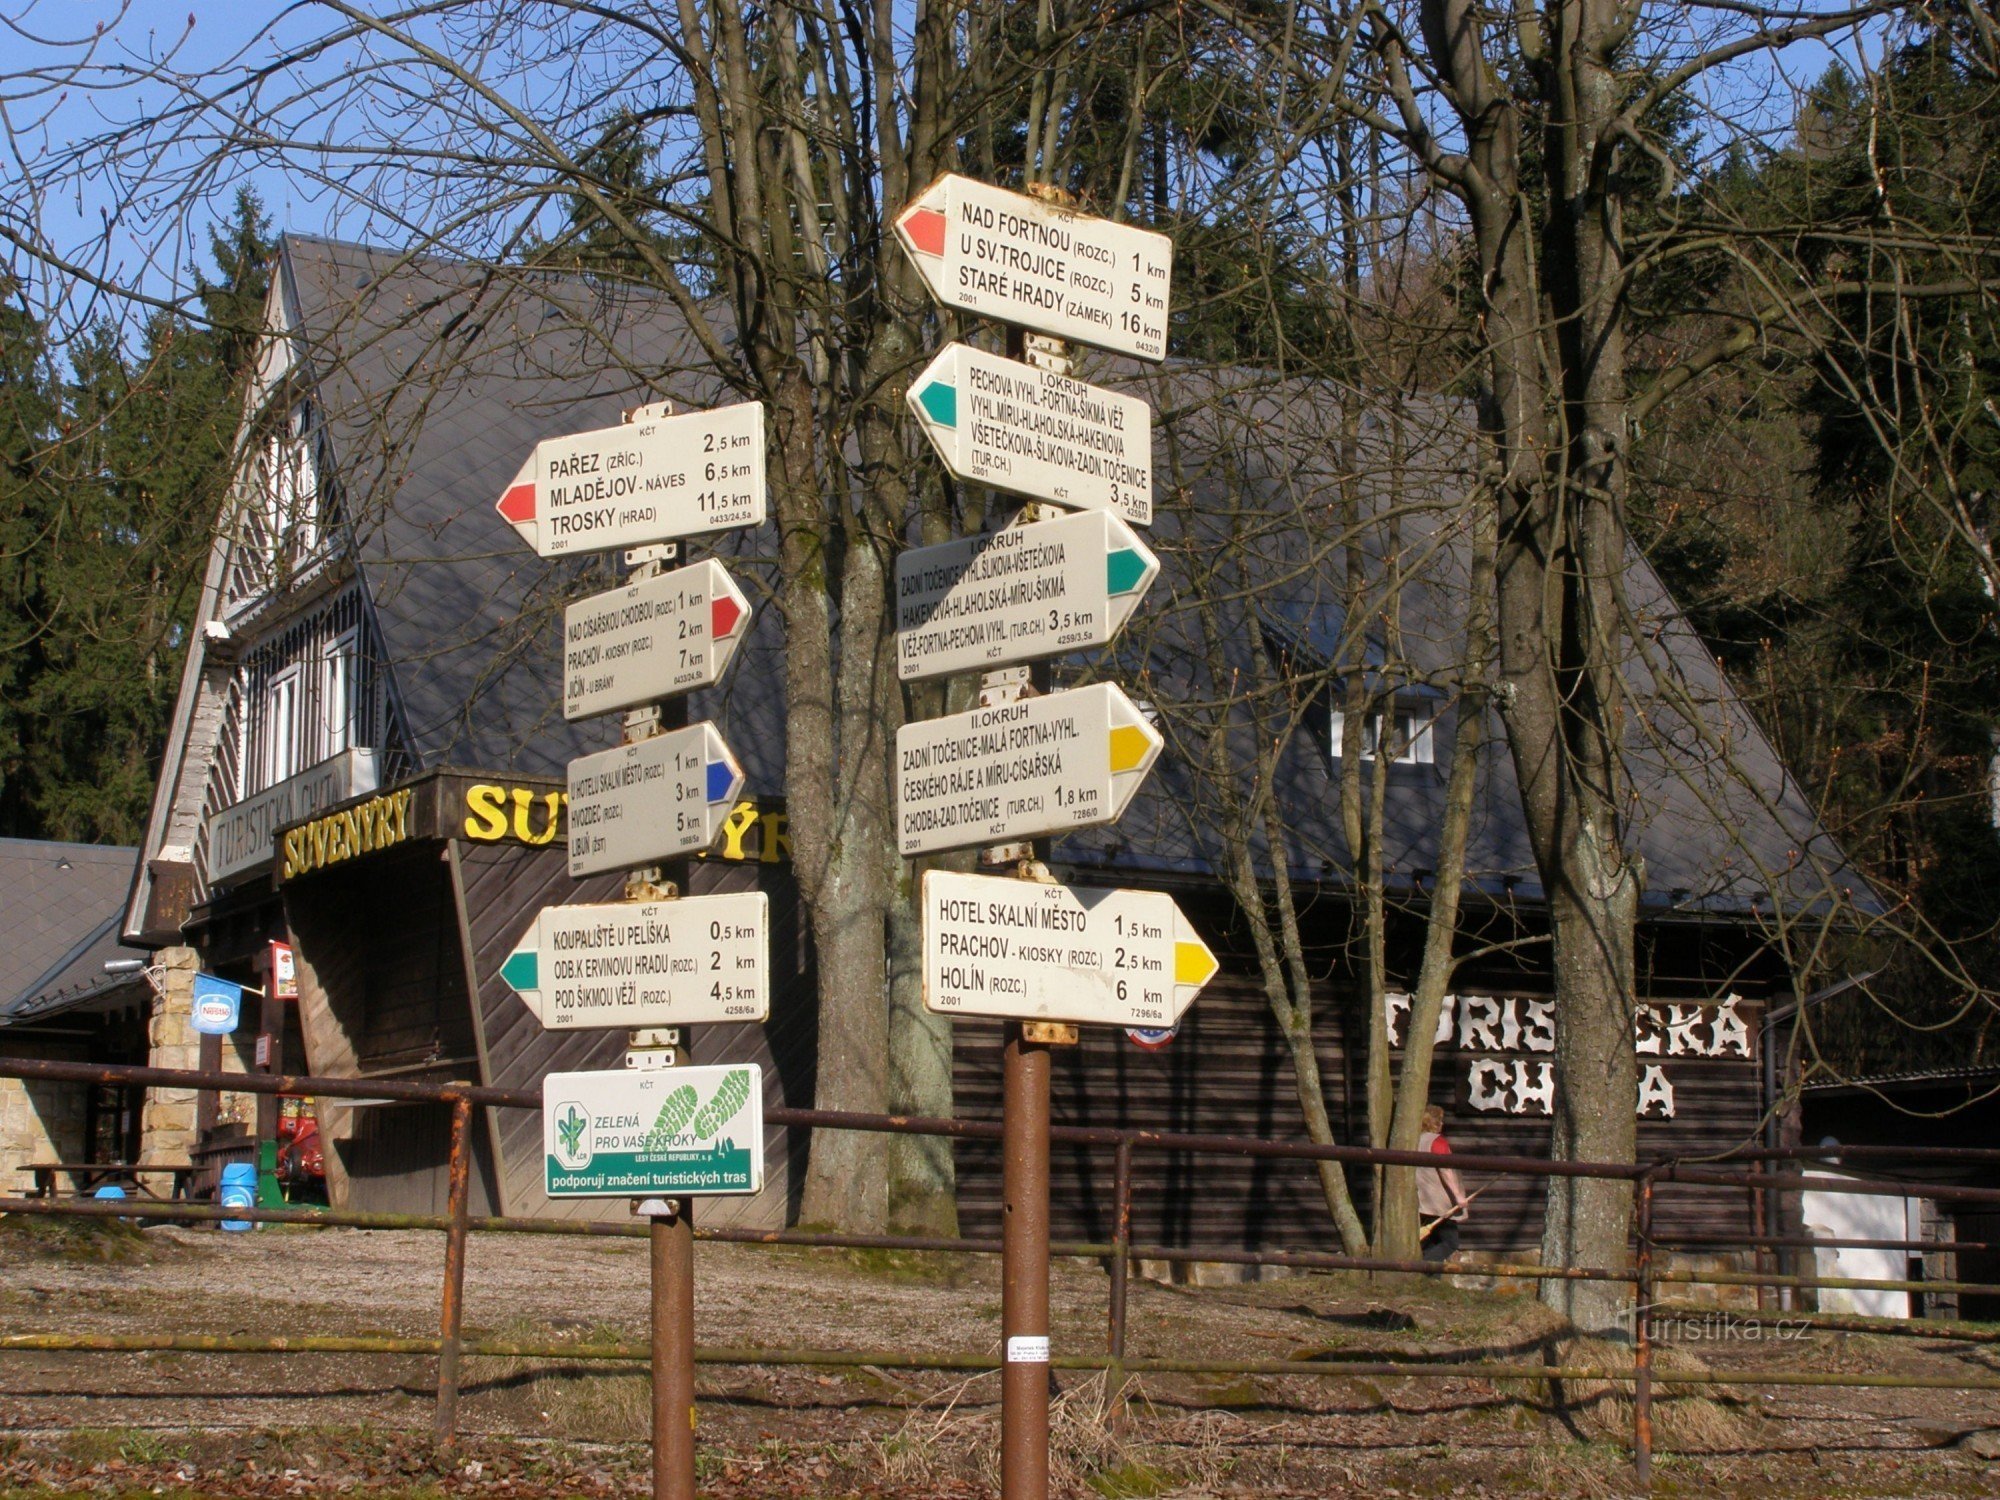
[496,482,536,524]
[901,207,946,257]
[712,595,744,639]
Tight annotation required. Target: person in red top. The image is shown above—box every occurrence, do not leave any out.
[1416,1104,1471,1263]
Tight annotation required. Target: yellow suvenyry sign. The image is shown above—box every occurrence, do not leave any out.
[280,788,417,881]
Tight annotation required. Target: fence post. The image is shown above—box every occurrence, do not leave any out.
[1632,1172,1656,1489]
[1107,1135,1133,1421]
[434,1093,475,1445]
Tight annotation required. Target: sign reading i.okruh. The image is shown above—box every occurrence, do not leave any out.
[544,1064,764,1198]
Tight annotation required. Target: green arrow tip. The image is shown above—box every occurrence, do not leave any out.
[917,380,957,428]
[1107,547,1148,595]
[501,948,538,994]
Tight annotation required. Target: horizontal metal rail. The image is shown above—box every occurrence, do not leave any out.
[9,1332,2000,1396]
[11,1054,1999,1202]
[10,1050,2000,1487]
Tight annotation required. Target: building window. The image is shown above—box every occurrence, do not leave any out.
[261,665,302,789]
[1332,706,1436,765]
[321,630,357,756]
[262,405,319,559]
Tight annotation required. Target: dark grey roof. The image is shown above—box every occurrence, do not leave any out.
[279,235,1872,920]
[282,236,786,792]
[0,839,152,1025]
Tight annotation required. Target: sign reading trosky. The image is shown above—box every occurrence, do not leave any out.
[543,1065,764,1198]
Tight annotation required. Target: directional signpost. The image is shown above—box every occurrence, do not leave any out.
[894,178,1181,1500]
[923,872,1217,1029]
[567,722,745,877]
[495,400,765,557]
[894,175,1173,361]
[896,682,1162,856]
[907,343,1153,523]
[896,510,1157,682]
[564,559,753,720]
[544,1064,764,1198]
[501,892,770,1030]
[496,396,774,1500]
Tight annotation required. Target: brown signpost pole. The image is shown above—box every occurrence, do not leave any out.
[1001,1024,1054,1497]
[893,175,1182,1500]
[652,1197,697,1500]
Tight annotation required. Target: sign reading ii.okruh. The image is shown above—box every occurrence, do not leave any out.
[896,682,1162,856]
[544,1065,763,1198]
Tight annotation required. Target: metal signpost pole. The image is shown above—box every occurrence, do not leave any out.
[619,521,701,1500]
[504,397,769,1500]
[999,320,1074,1500]
[652,1194,697,1499]
[894,174,1185,1500]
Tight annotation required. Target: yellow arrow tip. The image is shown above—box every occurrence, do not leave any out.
[1174,941,1218,988]
[1108,724,1156,773]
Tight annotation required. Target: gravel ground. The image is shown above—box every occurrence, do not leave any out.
[2,1219,1998,1497]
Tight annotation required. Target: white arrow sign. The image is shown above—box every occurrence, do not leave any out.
[496,401,765,557]
[564,559,754,720]
[567,722,746,877]
[894,176,1173,361]
[896,682,1161,856]
[906,344,1154,523]
[896,511,1159,683]
[922,871,1218,1027]
[502,892,769,1029]
[544,1063,764,1197]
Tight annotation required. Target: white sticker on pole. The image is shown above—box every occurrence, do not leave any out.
[1006,1335,1050,1364]
[563,559,753,720]
[566,721,745,876]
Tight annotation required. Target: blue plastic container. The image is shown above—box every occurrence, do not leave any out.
[219,1162,258,1231]
[92,1184,127,1201]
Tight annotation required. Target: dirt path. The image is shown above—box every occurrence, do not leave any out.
[2,1220,1996,1496]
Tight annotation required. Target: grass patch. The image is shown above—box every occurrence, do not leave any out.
[57,1428,188,1466]
[0,1213,161,1264]
[464,1319,651,1442]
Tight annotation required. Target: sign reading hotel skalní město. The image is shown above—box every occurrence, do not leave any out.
[544,1064,764,1198]
[495,400,765,558]
[922,871,1217,1029]
[896,510,1157,683]
[566,721,746,878]
[501,892,769,1029]
[563,558,753,721]
[906,343,1154,524]
[895,681,1162,856]
[894,175,1173,361]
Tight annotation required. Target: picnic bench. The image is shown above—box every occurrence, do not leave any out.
[21,1161,196,1201]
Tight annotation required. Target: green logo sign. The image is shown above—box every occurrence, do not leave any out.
[542,1065,763,1198]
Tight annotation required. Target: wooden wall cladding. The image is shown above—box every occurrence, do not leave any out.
[285,844,501,1216]
[951,972,1765,1254]
[452,841,816,1228]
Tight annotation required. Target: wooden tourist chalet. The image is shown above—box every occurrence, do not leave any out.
[121,235,1870,1254]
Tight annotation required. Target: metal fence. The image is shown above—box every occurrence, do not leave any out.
[4,1054,2000,1490]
